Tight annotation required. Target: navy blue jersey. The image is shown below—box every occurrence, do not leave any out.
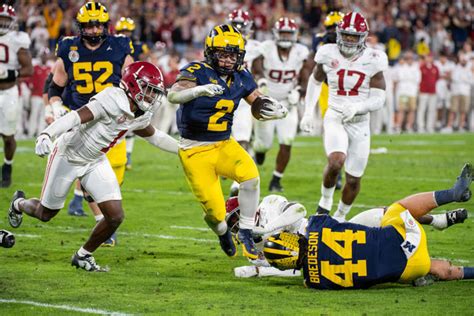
[176,62,257,141]
[302,215,407,290]
[56,35,133,109]
[131,40,149,61]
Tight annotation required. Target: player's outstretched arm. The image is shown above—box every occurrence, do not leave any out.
[134,125,178,154]
[429,259,474,281]
[253,202,307,236]
[167,79,224,104]
[300,63,326,132]
[35,103,97,157]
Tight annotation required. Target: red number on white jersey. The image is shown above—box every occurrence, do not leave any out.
[0,43,9,63]
[268,69,297,83]
[336,69,365,96]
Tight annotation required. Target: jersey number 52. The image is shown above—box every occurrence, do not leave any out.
[73,61,113,94]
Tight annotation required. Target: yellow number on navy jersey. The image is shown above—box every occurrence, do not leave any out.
[208,99,234,132]
[320,228,368,287]
[73,61,113,94]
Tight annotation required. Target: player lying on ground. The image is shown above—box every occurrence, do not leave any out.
[262,163,473,289]
[228,190,467,278]
[8,61,178,272]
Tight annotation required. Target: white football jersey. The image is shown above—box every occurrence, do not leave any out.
[58,87,153,164]
[0,31,31,71]
[260,40,309,101]
[244,39,261,65]
[315,44,388,109]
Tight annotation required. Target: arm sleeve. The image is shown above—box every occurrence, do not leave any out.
[143,129,178,154]
[354,88,386,114]
[41,110,80,139]
[303,75,323,115]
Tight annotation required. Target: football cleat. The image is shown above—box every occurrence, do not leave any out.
[255,152,265,165]
[237,228,258,260]
[268,178,283,192]
[71,252,109,272]
[316,205,330,215]
[8,190,24,228]
[67,195,87,217]
[101,232,117,247]
[452,163,473,202]
[218,230,237,257]
[446,208,468,227]
[335,172,343,190]
[1,163,12,187]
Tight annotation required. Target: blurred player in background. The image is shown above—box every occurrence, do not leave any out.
[263,163,473,289]
[8,61,178,272]
[115,16,151,170]
[168,24,287,260]
[47,2,134,245]
[228,9,261,196]
[252,17,313,192]
[0,4,33,188]
[300,12,388,221]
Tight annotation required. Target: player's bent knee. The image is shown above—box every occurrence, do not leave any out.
[345,174,361,187]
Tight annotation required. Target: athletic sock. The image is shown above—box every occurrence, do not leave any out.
[462,267,474,279]
[238,178,260,229]
[4,158,13,165]
[434,190,455,206]
[430,214,448,230]
[319,184,336,211]
[333,200,352,221]
[77,246,92,257]
[13,198,25,213]
[272,170,283,179]
[95,214,104,222]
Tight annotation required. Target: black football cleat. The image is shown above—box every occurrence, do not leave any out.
[269,178,283,192]
[335,172,343,190]
[71,252,109,272]
[237,228,258,260]
[316,205,330,215]
[452,163,473,202]
[1,163,12,188]
[218,230,236,257]
[255,152,266,165]
[446,208,468,227]
[8,190,25,228]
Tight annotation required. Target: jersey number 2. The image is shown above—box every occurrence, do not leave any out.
[336,69,365,96]
[320,228,367,287]
[73,61,113,94]
[208,99,234,132]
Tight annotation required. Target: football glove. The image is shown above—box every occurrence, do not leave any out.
[35,133,53,157]
[288,87,301,105]
[45,100,69,124]
[195,84,225,97]
[0,65,8,79]
[259,96,288,121]
[299,114,314,133]
[332,103,358,123]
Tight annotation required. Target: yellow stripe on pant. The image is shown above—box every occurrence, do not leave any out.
[179,137,259,223]
[106,140,127,186]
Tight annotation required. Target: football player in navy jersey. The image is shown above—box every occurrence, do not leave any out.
[47,2,134,245]
[263,163,474,289]
[168,24,288,259]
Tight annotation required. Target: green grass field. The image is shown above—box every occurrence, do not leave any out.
[0,133,473,315]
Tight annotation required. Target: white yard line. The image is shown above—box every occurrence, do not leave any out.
[169,225,210,232]
[0,298,131,315]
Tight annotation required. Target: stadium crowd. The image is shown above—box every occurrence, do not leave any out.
[12,0,474,137]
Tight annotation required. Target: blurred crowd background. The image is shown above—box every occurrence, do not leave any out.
[11,0,474,136]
